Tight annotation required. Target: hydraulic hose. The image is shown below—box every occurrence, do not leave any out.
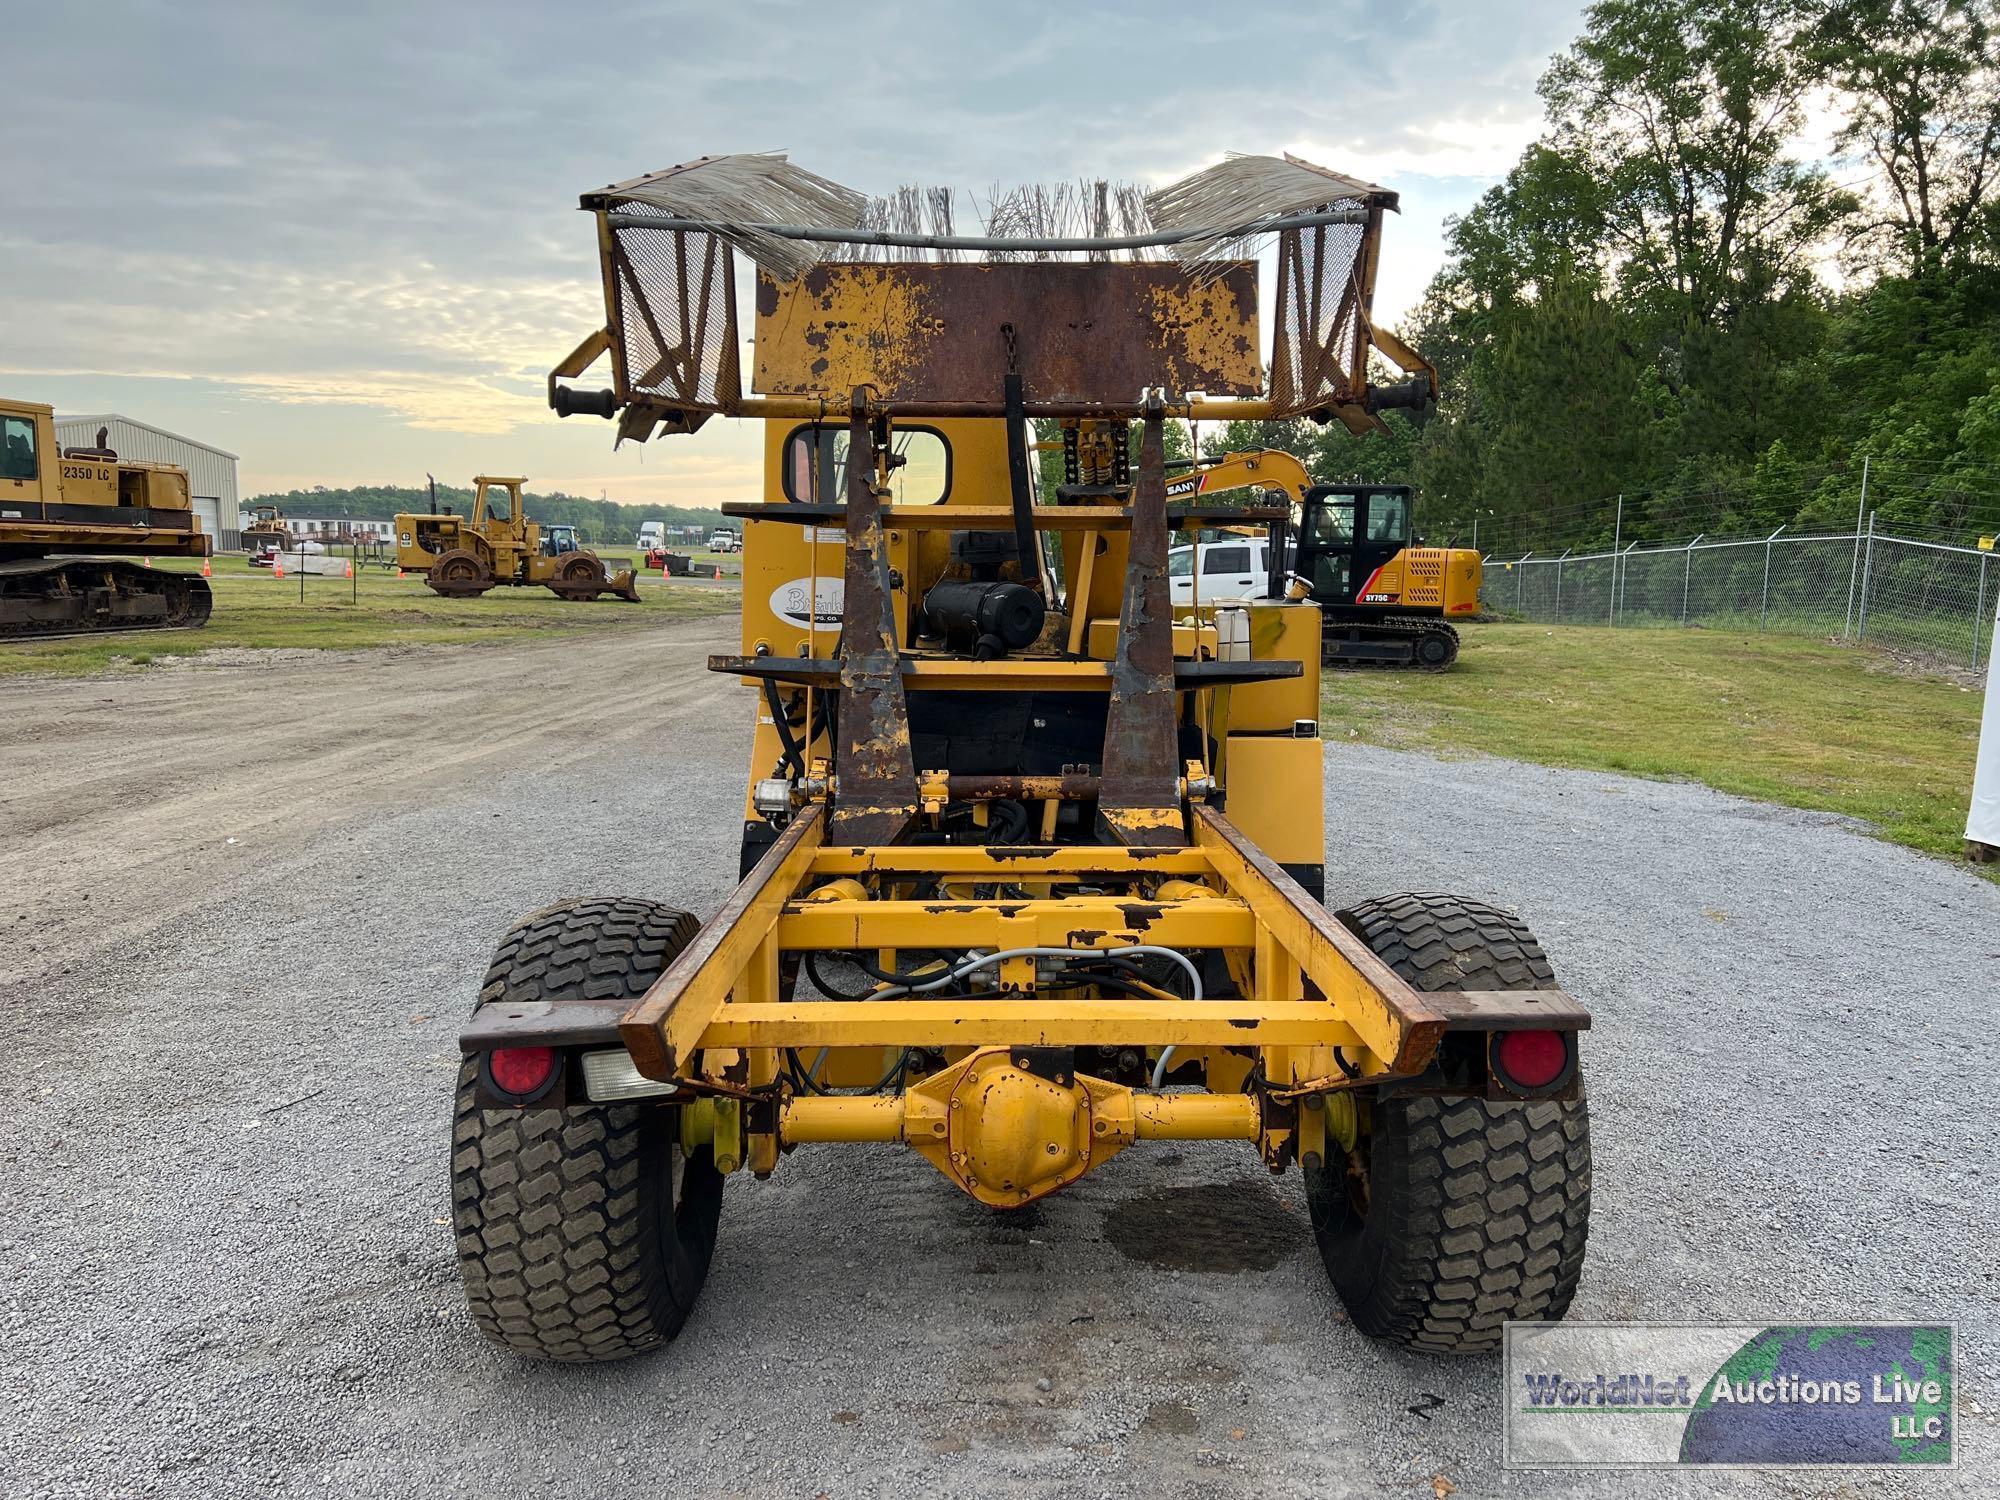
[871,945,1203,1002]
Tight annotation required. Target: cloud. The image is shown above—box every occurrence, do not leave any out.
[4,0,1588,495]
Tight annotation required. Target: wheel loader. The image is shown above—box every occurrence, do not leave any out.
[393,475,640,601]
[452,152,1590,1363]
[241,501,289,555]
[0,397,213,638]
[1162,448,1480,668]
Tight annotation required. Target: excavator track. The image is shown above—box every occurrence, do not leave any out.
[0,557,213,640]
[1321,617,1459,672]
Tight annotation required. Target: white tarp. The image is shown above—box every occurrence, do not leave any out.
[1970,587,2000,850]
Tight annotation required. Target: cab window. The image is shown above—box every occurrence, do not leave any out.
[1168,549,1195,577]
[481,487,514,523]
[1202,545,1250,575]
[781,424,951,505]
[1311,498,1354,544]
[1,417,36,481]
[1365,493,1409,544]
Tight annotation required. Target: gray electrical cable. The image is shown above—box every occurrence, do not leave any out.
[865,944,1205,1091]
[871,945,1202,1002]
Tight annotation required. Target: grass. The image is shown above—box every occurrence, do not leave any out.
[0,554,739,677]
[1321,622,1989,871]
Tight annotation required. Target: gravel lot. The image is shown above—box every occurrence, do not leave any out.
[2,619,1994,1498]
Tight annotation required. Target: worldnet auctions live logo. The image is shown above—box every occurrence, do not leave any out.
[1503,1323,1955,1469]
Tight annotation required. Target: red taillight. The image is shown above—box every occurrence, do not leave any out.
[1495,1030,1569,1090]
[488,1046,557,1097]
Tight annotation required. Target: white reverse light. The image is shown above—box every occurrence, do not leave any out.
[580,1049,676,1102]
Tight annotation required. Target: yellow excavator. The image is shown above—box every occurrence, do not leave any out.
[393,475,641,602]
[1164,448,1480,669]
[1,396,212,637]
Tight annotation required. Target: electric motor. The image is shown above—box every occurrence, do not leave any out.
[921,578,1045,657]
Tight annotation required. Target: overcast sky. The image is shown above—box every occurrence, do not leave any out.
[3,1,1587,505]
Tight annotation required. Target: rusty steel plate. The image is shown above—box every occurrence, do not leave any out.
[753,263,1262,403]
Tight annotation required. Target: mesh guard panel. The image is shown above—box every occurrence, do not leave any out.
[607,212,741,414]
[1268,217,1372,417]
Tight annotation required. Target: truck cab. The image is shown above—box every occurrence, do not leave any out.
[1167,536,1277,606]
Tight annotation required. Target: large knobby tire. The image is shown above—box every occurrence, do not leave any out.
[1306,892,1590,1353]
[451,898,722,1362]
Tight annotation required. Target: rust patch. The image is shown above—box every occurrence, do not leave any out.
[827,406,919,847]
[1098,407,1187,848]
[983,845,1061,862]
[753,263,1260,403]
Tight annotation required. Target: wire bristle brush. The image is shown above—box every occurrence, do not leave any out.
[1146,153,1386,266]
[603,152,866,280]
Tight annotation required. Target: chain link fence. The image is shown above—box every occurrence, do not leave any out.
[1483,517,1997,670]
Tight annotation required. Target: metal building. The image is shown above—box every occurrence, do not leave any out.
[53,413,240,550]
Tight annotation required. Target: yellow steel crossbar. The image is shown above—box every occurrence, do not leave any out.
[808,846,1213,877]
[620,804,826,1078]
[857,505,1135,532]
[900,660,1119,692]
[700,998,1362,1050]
[1192,805,1448,1073]
[619,805,1447,1085]
[776,896,1253,950]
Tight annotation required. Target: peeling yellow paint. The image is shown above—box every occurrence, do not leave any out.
[755,267,935,396]
[1145,274,1263,393]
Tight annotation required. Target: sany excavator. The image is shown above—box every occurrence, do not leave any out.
[1162,448,1480,669]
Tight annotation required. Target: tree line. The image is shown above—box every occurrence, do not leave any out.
[1206,0,2000,553]
[245,482,727,547]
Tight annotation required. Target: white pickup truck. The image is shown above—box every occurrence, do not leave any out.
[1167,537,1281,606]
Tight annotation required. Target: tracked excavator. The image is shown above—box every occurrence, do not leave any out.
[1162,448,1478,669]
[0,397,213,639]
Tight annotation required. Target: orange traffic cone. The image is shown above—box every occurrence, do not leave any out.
[344,559,354,579]
[714,562,724,580]
[201,556,211,578]
[143,556,154,568]
[273,555,285,579]
[396,567,405,579]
